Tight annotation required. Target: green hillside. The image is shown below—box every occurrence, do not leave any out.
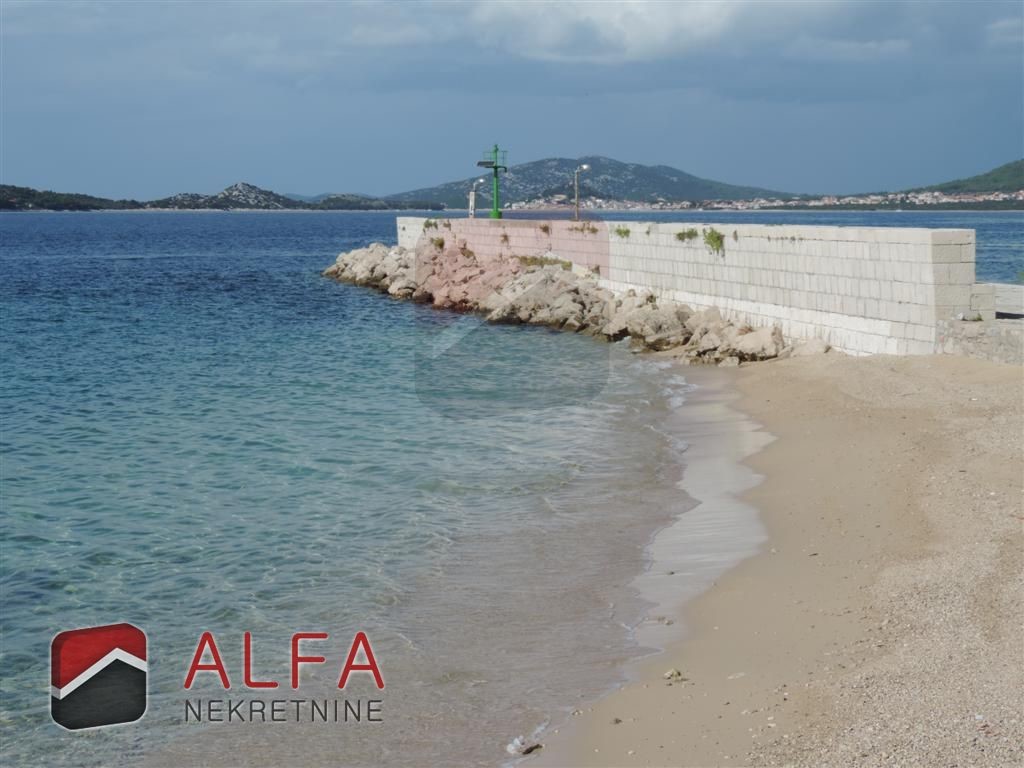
[1,182,443,211]
[0,185,142,211]
[914,159,1024,194]
[389,156,792,208]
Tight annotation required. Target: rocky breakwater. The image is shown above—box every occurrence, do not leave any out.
[322,239,810,365]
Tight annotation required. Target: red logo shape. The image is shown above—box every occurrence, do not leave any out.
[51,623,147,730]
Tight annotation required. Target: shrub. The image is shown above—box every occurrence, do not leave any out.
[613,226,631,238]
[539,223,550,235]
[517,255,571,270]
[675,228,699,242]
[703,228,725,255]
[430,237,444,250]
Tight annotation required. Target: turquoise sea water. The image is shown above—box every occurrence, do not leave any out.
[1,211,692,767]
[1,210,1020,767]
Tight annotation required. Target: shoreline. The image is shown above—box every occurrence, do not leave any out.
[531,353,1022,767]
[4,207,1021,215]
[611,366,772,670]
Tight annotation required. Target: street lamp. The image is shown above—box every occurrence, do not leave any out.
[468,178,486,218]
[574,163,590,221]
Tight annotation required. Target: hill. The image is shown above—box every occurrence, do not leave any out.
[388,155,791,208]
[911,159,1024,194]
[1,182,443,211]
[0,185,143,211]
[149,182,300,210]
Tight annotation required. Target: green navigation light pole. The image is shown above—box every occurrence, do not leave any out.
[476,144,508,219]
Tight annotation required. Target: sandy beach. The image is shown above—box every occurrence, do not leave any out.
[533,353,1022,767]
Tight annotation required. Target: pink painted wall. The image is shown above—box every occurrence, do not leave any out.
[409,218,610,275]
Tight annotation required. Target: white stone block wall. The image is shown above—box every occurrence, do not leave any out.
[601,222,976,356]
[396,217,983,357]
[989,282,1024,316]
[397,217,425,250]
[970,284,996,320]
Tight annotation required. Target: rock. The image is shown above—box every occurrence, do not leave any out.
[730,325,785,360]
[626,305,684,342]
[697,331,722,353]
[506,736,542,756]
[790,337,831,356]
[685,306,723,334]
[719,356,740,367]
[387,278,417,298]
[645,331,689,351]
[664,668,684,681]
[322,241,788,364]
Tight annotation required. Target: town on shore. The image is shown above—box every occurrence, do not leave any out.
[510,188,1024,213]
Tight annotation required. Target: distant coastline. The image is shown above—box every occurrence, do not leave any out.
[6,157,1020,213]
[0,182,444,213]
[506,201,1024,214]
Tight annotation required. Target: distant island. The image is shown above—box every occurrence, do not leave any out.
[0,182,444,212]
[2,159,1021,212]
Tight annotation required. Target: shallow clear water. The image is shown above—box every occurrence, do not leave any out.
[0,212,691,767]
[1,209,1019,767]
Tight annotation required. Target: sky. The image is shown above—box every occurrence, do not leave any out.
[1,0,1022,199]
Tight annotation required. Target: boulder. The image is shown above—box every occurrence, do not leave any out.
[387,277,417,298]
[791,337,831,356]
[626,305,684,342]
[730,325,785,360]
[322,242,788,364]
[697,331,722,353]
[685,306,723,334]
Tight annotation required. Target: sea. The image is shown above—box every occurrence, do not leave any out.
[0,209,1020,767]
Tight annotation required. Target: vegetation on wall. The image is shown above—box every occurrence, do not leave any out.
[703,227,725,255]
[516,255,571,270]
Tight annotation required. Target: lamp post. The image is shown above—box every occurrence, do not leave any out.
[574,163,590,221]
[476,144,508,219]
[468,178,485,218]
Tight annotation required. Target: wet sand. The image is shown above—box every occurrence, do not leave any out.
[532,354,1023,767]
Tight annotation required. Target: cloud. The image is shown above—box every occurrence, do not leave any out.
[464,0,746,63]
[987,16,1024,46]
[785,36,911,61]
[2,0,1018,97]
